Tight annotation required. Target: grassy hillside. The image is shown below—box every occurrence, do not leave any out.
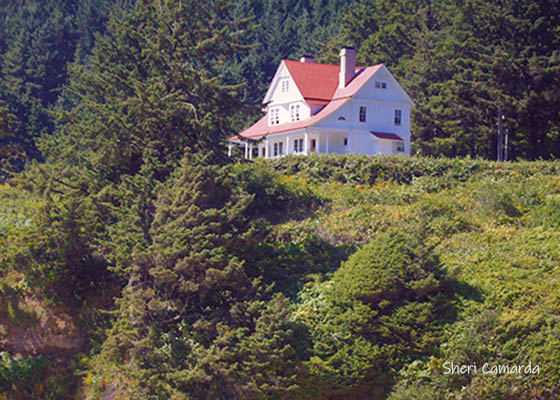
[267,155,560,398]
[1,155,560,398]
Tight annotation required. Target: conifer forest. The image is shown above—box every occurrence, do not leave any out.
[0,0,559,399]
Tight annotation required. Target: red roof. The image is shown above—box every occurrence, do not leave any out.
[283,60,341,101]
[232,61,384,141]
[371,131,404,141]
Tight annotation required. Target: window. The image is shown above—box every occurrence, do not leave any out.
[281,80,289,92]
[394,109,402,126]
[344,138,348,146]
[396,142,405,152]
[269,108,280,125]
[290,104,301,122]
[294,138,303,153]
[359,106,367,122]
[311,139,316,152]
[274,142,284,157]
[375,81,387,89]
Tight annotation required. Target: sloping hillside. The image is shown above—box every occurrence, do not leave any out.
[2,156,560,399]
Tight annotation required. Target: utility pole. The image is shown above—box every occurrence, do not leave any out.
[497,106,503,162]
[504,128,509,162]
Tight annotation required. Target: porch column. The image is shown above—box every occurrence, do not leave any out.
[249,143,253,160]
[286,136,290,156]
[326,132,329,154]
[244,142,248,159]
[228,142,232,157]
[347,131,352,153]
[304,131,309,155]
[265,138,269,158]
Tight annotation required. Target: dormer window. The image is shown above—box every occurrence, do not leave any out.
[359,106,367,122]
[281,80,289,92]
[290,104,301,122]
[375,81,387,89]
[270,108,280,125]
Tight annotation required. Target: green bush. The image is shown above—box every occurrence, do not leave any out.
[296,229,455,398]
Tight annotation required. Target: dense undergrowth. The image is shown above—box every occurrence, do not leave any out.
[1,155,560,399]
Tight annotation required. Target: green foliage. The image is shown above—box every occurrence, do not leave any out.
[296,229,454,398]
[335,0,560,160]
[85,156,310,399]
[0,0,132,166]
[0,352,49,396]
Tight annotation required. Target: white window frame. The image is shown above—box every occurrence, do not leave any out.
[273,142,284,157]
[294,138,303,153]
[290,104,301,122]
[269,108,280,125]
[281,80,289,93]
[375,81,387,89]
[359,106,367,122]
[394,109,402,126]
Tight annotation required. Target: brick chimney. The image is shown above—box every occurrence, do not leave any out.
[300,55,315,63]
[339,47,356,88]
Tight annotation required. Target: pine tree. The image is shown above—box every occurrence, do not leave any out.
[87,157,309,399]
[37,0,255,275]
[297,229,452,398]
[0,100,21,174]
[0,0,79,161]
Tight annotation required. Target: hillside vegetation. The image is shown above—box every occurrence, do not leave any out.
[2,155,560,398]
[0,0,559,399]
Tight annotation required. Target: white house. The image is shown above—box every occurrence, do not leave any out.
[229,47,414,158]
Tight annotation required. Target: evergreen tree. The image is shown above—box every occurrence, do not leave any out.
[38,0,254,275]
[336,0,560,159]
[0,0,79,161]
[0,100,21,176]
[87,157,309,399]
[297,229,453,398]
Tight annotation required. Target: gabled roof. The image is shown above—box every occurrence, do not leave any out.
[283,60,341,101]
[233,60,402,141]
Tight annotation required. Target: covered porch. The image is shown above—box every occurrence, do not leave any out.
[228,129,352,159]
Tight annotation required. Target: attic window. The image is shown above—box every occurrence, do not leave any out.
[270,108,280,125]
[359,106,367,122]
[281,80,289,92]
[375,81,387,89]
[290,104,301,122]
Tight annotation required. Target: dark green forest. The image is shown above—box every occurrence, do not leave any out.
[1,0,560,399]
